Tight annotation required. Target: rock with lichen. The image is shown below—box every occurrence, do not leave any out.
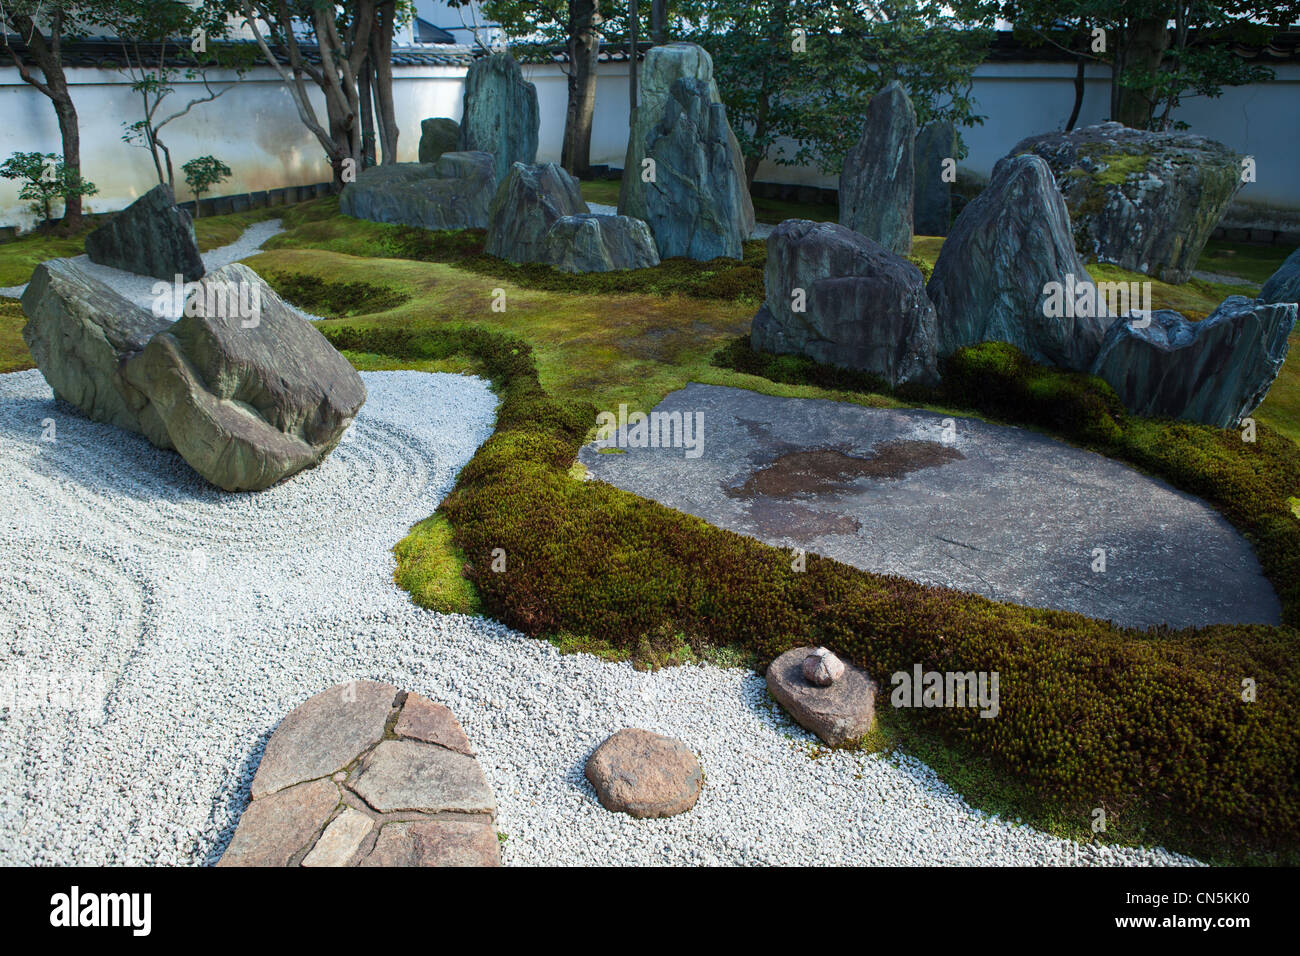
[1006,121,1243,284]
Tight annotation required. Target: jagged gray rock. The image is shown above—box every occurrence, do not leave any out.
[750,219,939,387]
[927,154,1110,372]
[913,119,956,236]
[542,214,661,273]
[418,117,460,164]
[642,77,753,260]
[839,81,916,255]
[339,152,497,230]
[84,184,204,282]
[20,258,171,432]
[486,162,588,263]
[1260,246,1300,306]
[617,42,754,248]
[1091,296,1297,428]
[458,53,539,182]
[118,264,366,491]
[1007,121,1243,284]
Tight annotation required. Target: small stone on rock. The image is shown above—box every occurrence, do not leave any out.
[802,647,845,687]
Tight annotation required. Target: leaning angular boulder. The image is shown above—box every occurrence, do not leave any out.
[913,118,956,236]
[751,219,939,387]
[927,154,1110,372]
[585,728,702,819]
[542,214,661,273]
[1260,246,1300,306]
[220,682,499,867]
[486,162,589,263]
[1008,121,1242,284]
[458,52,540,182]
[339,151,497,230]
[20,258,171,433]
[84,183,204,282]
[1090,296,1297,428]
[418,117,461,164]
[618,42,754,248]
[766,646,877,747]
[840,80,916,255]
[643,77,753,260]
[118,264,366,491]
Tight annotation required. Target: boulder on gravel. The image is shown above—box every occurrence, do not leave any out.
[840,80,916,255]
[486,162,589,263]
[418,117,460,164]
[1090,296,1297,428]
[766,645,877,746]
[914,119,956,236]
[541,214,661,273]
[585,728,702,818]
[20,258,171,433]
[339,151,497,230]
[1007,121,1243,284]
[750,219,940,387]
[927,154,1110,372]
[458,52,539,182]
[84,183,204,282]
[1260,247,1300,306]
[119,264,366,491]
[220,682,499,867]
[802,647,845,687]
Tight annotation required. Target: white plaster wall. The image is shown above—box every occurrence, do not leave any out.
[1,56,1296,230]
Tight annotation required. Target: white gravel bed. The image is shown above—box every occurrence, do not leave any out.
[0,365,1200,867]
[0,217,286,308]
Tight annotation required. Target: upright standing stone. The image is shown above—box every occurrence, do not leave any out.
[84,183,205,282]
[418,117,461,164]
[839,81,916,255]
[1006,122,1243,284]
[458,53,540,183]
[927,154,1110,372]
[486,162,589,263]
[617,42,754,247]
[913,119,956,236]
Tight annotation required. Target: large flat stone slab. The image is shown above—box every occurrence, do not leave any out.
[578,383,1279,630]
[349,739,496,815]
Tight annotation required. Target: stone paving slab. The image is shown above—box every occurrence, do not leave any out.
[578,382,1280,630]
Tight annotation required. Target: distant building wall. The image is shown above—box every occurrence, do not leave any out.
[2,56,1297,231]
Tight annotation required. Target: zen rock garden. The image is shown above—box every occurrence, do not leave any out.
[3,17,1299,872]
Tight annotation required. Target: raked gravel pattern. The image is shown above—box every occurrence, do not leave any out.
[0,366,1200,866]
[0,218,286,308]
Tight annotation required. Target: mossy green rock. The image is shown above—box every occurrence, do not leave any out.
[1008,121,1243,284]
[418,117,460,164]
[457,53,539,182]
[542,214,660,273]
[486,162,588,264]
[339,152,497,230]
[1260,246,1300,306]
[839,80,916,255]
[84,183,204,282]
[913,118,956,236]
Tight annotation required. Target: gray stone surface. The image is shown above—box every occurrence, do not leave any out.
[1091,296,1297,427]
[251,680,396,798]
[914,119,956,236]
[1260,246,1300,305]
[350,740,496,814]
[84,184,204,282]
[840,81,916,255]
[418,117,461,164]
[578,383,1280,630]
[458,53,540,182]
[486,162,588,263]
[767,646,876,746]
[1008,121,1243,284]
[542,214,661,273]
[221,683,499,867]
[119,264,367,492]
[339,152,497,230]
[750,219,939,387]
[585,728,702,819]
[20,258,170,433]
[927,154,1110,371]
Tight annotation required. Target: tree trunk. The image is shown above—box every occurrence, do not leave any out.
[562,1,601,176]
[371,2,399,164]
[1112,16,1169,129]
[359,55,378,167]
[650,0,667,44]
[1066,56,1085,131]
[629,0,638,114]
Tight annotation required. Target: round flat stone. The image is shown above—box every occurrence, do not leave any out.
[585,728,702,819]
